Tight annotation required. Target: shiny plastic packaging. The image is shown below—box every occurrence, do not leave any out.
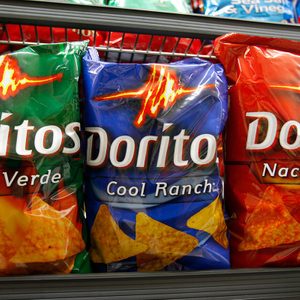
[107,0,191,12]
[214,33,300,267]
[191,0,204,13]
[204,0,296,23]
[0,42,89,275]
[59,0,106,4]
[83,48,230,272]
[297,1,300,22]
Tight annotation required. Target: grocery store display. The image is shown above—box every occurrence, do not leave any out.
[203,0,296,23]
[0,42,88,275]
[215,33,300,267]
[83,48,229,271]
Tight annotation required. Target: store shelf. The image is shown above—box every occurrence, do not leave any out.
[0,0,299,40]
[1,1,300,299]
[0,269,300,299]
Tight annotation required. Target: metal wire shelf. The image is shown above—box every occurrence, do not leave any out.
[0,24,215,63]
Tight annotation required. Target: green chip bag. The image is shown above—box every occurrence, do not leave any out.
[0,42,89,275]
[30,0,106,5]
[108,0,191,13]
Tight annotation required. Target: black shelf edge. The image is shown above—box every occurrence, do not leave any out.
[0,0,299,40]
[0,268,300,299]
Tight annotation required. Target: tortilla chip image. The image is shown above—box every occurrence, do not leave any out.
[239,186,300,251]
[11,196,84,264]
[0,196,29,268]
[90,205,148,264]
[136,213,198,272]
[187,197,228,248]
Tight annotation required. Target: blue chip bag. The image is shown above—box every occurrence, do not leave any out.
[297,1,300,22]
[83,48,230,272]
[204,0,296,23]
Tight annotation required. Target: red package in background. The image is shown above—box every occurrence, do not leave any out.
[0,25,9,54]
[214,33,300,267]
[104,32,202,62]
[1,25,106,51]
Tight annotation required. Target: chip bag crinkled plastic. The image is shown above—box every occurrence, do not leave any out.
[214,33,300,267]
[204,0,296,23]
[0,42,88,275]
[83,48,230,271]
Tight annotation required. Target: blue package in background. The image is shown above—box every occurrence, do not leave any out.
[83,48,230,272]
[204,0,296,23]
[297,0,300,22]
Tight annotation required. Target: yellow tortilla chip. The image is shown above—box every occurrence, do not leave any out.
[187,197,228,248]
[0,197,29,267]
[136,213,198,272]
[11,196,84,264]
[90,205,148,264]
[239,186,300,251]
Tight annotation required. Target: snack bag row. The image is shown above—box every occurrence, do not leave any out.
[1,32,300,275]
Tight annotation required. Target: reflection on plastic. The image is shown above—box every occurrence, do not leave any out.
[215,33,300,268]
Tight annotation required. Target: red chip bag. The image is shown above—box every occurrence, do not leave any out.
[214,33,300,267]
[0,24,9,54]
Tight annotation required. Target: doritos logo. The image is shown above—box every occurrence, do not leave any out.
[86,123,217,169]
[95,65,214,127]
[0,56,63,100]
[246,112,300,151]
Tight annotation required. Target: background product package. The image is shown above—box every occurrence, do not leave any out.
[83,49,230,272]
[297,1,300,22]
[204,0,296,23]
[104,0,199,63]
[0,0,106,54]
[0,42,88,275]
[214,33,300,267]
[107,0,191,13]
[1,25,106,53]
